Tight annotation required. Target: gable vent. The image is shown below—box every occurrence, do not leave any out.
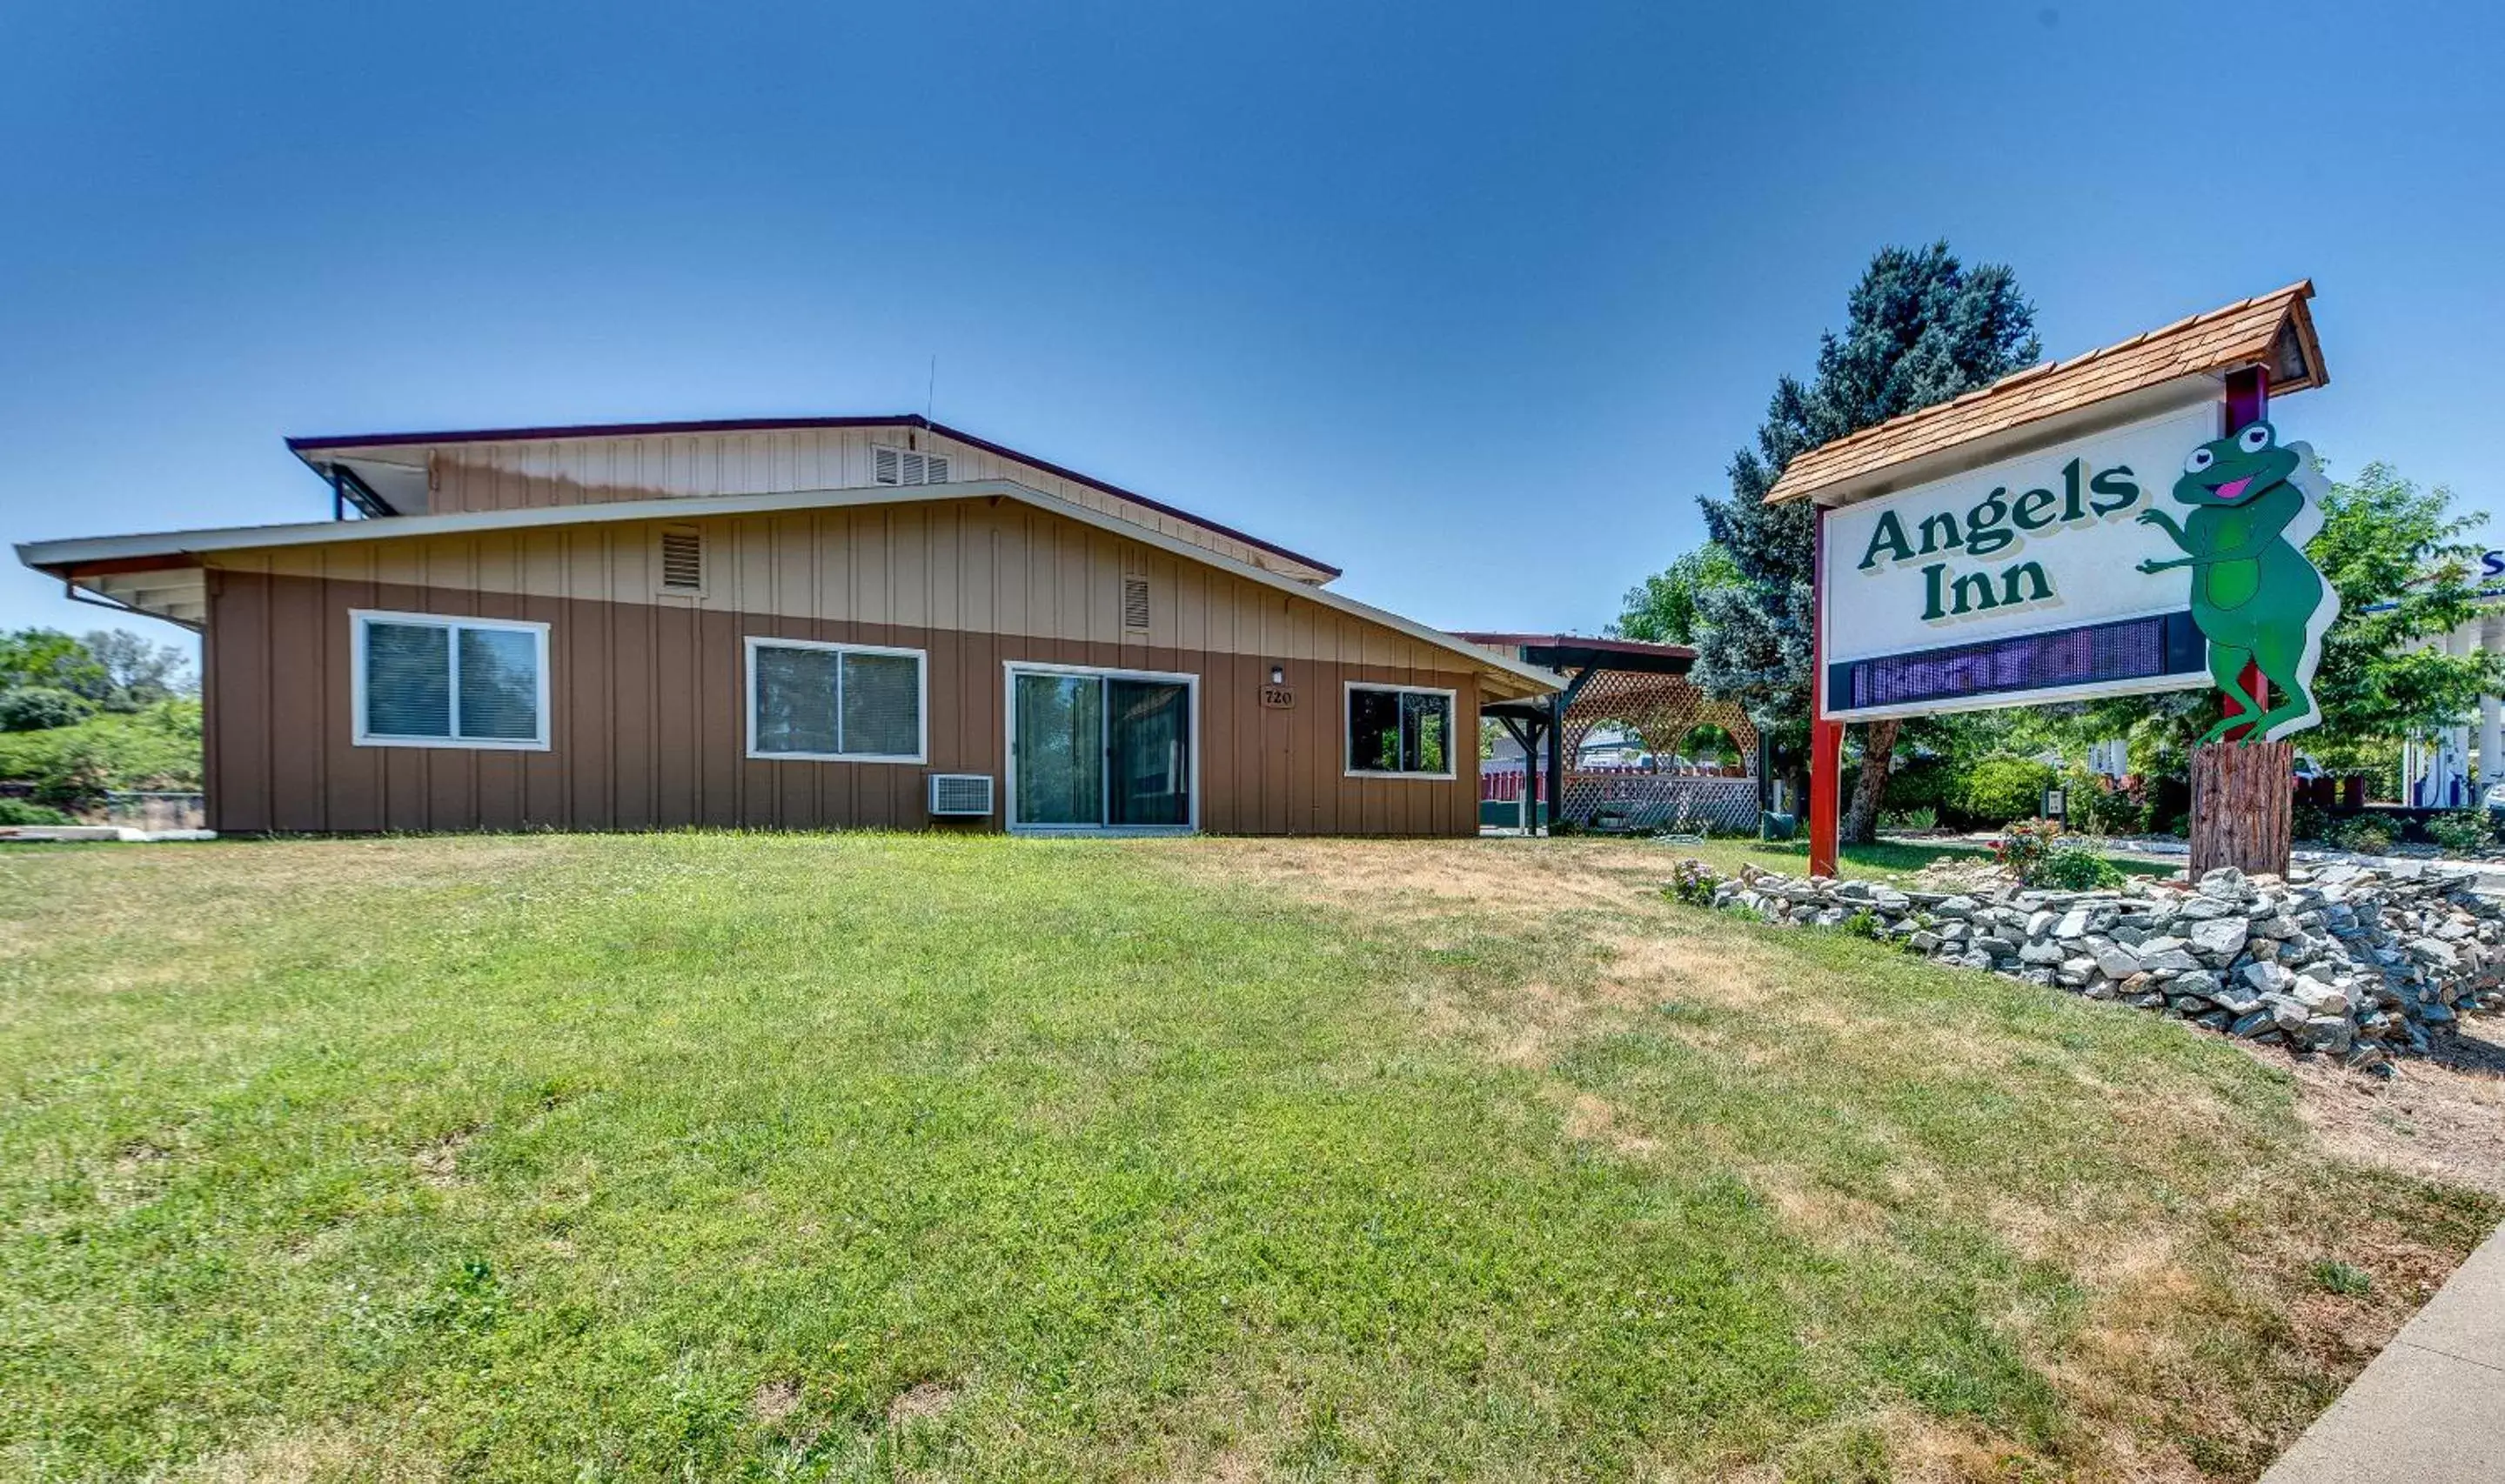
[1122,576,1151,630]
[658,526,704,593]
[874,446,951,487]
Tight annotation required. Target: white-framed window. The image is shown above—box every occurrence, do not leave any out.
[1345,683,1456,779]
[746,637,928,763]
[352,611,551,750]
[872,445,952,487]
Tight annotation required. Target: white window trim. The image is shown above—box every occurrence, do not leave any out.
[1002,660,1201,835]
[1343,681,1458,780]
[350,610,551,751]
[743,636,929,764]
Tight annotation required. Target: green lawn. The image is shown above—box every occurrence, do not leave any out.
[0,833,2488,1482]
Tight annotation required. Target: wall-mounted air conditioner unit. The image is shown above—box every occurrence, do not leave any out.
[927,773,995,818]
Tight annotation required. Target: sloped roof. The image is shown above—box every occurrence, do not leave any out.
[285,412,1341,578]
[16,478,1557,696]
[1764,281,2326,506]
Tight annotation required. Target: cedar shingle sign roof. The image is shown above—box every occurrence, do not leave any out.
[1764,281,2326,506]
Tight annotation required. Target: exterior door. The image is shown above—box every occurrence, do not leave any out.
[1107,678,1190,826]
[1011,672,1103,826]
[1008,666,1196,831]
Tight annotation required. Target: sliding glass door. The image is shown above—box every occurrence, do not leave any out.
[1009,666,1195,831]
[1107,678,1189,826]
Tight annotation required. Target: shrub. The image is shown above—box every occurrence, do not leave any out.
[0,799,73,826]
[1958,755,2057,828]
[30,740,116,809]
[1991,818,2063,879]
[0,699,201,804]
[2064,766,2149,837]
[1839,909,1885,939]
[2310,1260,2373,1297]
[1879,806,1938,832]
[2033,848,2126,892]
[1666,859,1724,905]
[1989,819,2125,889]
[0,686,96,732]
[2291,799,2331,843]
[1880,755,1962,826]
[2426,811,2491,856]
[2327,815,2394,855]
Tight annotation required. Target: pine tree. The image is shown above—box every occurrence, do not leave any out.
[1691,243,2039,839]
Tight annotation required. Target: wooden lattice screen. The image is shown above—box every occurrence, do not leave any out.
[1555,671,1761,832]
[1558,670,1758,769]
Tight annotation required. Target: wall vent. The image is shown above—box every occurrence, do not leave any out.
[874,446,952,487]
[1122,576,1151,630]
[658,525,704,594]
[928,772,995,817]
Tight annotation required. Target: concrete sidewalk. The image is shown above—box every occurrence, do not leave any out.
[2263,1223,2505,1481]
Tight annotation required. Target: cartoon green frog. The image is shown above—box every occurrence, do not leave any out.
[2135,418,2339,744]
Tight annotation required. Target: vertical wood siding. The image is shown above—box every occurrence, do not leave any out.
[407,427,1328,581]
[204,497,1494,836]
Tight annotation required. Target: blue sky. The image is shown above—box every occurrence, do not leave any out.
[4,1,2501,662]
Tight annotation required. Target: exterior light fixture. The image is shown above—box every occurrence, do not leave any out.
[1269,665,1285,685]
[2043,786,2067,824]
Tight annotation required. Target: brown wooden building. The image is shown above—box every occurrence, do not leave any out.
[17,416,1557,836]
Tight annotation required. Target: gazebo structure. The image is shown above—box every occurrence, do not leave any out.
[1457,634,1760,834]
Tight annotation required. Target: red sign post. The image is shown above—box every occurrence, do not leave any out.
[1809,505,1843,877]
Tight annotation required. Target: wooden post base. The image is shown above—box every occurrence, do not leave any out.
[2189,740,2294,879]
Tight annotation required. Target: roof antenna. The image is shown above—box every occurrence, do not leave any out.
[926,354,937,421]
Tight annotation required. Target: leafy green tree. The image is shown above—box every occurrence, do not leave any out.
[1691,242,2040,839]
[80,630,193,710]
[2305,463,2501,767]
[0,686,97,732]
[1610,544,1741,645]
[0,628,107,697]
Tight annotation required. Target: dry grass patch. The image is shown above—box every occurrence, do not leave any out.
[1152,834,2501,1479]
[175,1423,447,1484]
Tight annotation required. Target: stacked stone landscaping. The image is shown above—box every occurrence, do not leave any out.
[1678,859,2505,1073]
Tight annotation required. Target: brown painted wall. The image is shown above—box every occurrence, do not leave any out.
[229,496,1479,675]
[203,572,1486,838]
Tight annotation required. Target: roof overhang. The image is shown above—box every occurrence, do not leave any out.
[1451,632,1698,675]
[17,479,1551,695]
[1792,372,2226,511]
[30,552,209,631]
[1766,281,2328,508]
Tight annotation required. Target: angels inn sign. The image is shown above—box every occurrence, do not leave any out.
[1819,397,2338,741]
[1772,280,2334,877]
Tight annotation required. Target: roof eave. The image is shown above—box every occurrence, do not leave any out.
[16,480,1544,694]
[1762,281,2327,508]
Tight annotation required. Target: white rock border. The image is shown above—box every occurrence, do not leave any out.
[1672,859,2505,1073]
